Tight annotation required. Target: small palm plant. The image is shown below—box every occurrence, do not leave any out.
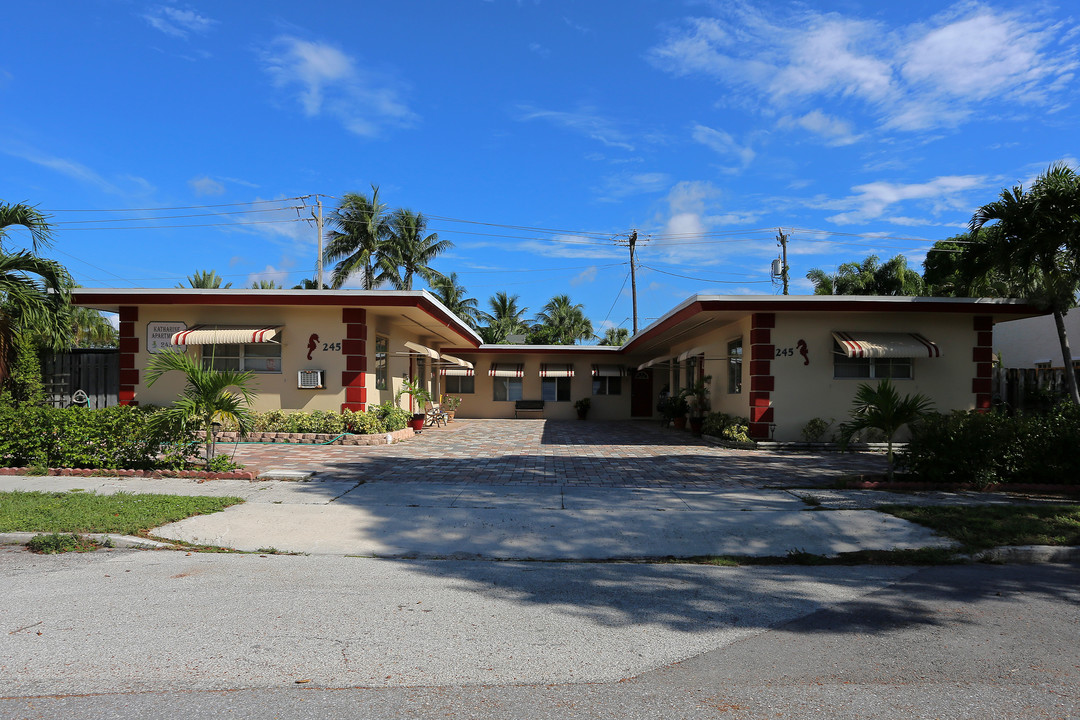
[837,379,934,480]
[145,350,258,468]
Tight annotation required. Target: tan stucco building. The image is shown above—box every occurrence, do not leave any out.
[73,289,1042,442]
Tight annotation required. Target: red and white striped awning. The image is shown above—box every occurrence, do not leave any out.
[440,353,474,369]
[489,363,525,378]
[539,363,574,378]
[832,331,942,359]
[441,366,475,377]
[592,364,624,377]
[403,341,440,359]
[171,326,279,346]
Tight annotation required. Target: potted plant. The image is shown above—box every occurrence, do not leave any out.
[574,397,591,420]
[441,394,462,421]
[396,379,432,432]
[685,375,712,436]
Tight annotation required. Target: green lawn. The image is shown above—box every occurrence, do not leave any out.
[0,491,244,536]
[879,504,1080,551]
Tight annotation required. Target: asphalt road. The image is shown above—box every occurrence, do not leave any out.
[1,547,1077,719]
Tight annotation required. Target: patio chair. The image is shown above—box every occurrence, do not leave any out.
[424,401,449,428]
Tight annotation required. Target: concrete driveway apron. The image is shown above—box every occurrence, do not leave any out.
[152,420,952,558]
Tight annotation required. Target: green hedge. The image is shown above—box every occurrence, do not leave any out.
[0,405,193,470]
[900,404,1080,487]
[243,403,412,435]
[701,412,753,444]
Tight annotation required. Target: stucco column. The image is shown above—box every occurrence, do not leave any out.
[972,315,993,411]
[341,308,368,413]
[748,312,775,439]
[117,306,139,406]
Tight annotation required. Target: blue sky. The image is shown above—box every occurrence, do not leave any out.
[2,1,1077,334]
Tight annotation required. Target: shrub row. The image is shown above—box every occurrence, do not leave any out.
[900,404,1080,488]
[245,404,412,435]
[701,412,753,444]
[0,404,193,470]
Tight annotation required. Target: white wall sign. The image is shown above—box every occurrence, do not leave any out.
[147,321,187,353]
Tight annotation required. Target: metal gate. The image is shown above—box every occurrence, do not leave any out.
[41,350,119,409]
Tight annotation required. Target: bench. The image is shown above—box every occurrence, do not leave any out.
[514,399,545,419]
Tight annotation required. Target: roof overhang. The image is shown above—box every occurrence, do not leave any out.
[70,288,484,347]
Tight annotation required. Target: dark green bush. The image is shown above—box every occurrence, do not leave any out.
[0,405,193,470]
[900,404,1080,487]
[243,407,410,435]
[701,412,753,444]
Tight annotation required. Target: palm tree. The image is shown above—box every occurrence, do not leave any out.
[807,255,923,296]
[478,292,530,344]
[292,277,320,290]
[430,272,480,328]
[967,163,1080,405]
[324,187,391,289]
[837,379,934,479]
[250,280,281,289]
[0,205,72,380]
[383,209,453,290]
[178,269,232,289]
[600,327,630,346]
[145,349,258,467]
[533,294,594,345]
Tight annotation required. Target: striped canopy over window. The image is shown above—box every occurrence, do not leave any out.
[489,363,525,378]
[591,364,624,377]
[171,326,279,346]
[441,366,475,377]
[832,331,942,359]
[539,363,574,378]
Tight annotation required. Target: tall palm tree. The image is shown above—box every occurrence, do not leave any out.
[967,162,1080,405]
[478,292,530,344]
[430,272,480,328]
[383,209,453,290]
[533,294,594,345]
[145,349,258,467]
[837,379,934,479]
[292,277,319,290]
[0,203,54,252]
[178,269,232,289]
[250,280,281,289]
[600,327,630,346]
[324,186,391,289]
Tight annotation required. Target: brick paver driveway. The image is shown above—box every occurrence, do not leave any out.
[225,419,886,488]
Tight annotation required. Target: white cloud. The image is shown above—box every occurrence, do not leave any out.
[569,266,597,286]
[262,36,416,137]
[189,175,225,196]
[516,105,635,151]
[143,5,217,39]
[528,42,550,58]
[4,146,123,194]
[649,4,1078,135]
[822,174,987,224]
[691,124,755,168]
[594,172,670,202]
[778,110,863,146]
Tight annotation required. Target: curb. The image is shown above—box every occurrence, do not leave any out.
[0,467,257,481]
[0,532,175,549]
[970,545,1080,564]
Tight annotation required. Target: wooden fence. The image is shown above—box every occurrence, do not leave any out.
[993,367,1080,412]
[41,350,119,409]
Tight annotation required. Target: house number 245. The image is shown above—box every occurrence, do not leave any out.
[322,341,342,352]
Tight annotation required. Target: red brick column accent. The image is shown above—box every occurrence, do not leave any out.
[748,313,775,439]
[972,315,993,411]
[341,308,367,413]
[118,306,139,406]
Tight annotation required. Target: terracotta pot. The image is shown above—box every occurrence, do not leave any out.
[577,410,588,420]
[672,416,687,430]
[409,414,425,432]
[689,417,704,436]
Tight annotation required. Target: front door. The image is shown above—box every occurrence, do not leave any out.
[630,369,653,417]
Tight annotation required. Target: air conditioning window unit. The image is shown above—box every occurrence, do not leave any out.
[298,369,324,389]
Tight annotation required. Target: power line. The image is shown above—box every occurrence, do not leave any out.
[640,264,773,285]
[43,197,308,212]
[52,206,304,225]
[48,219,307,231]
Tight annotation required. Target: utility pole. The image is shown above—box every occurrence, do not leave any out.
[628,229,639,334]
[315,195,324,290]
[776,228,789,295]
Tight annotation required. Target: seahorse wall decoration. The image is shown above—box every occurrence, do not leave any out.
[796,339,809,365]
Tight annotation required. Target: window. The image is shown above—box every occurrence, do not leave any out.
[444,375,475,394]
[416,357,426,397]
[833,342,912,379]
[727,338,742,394]
[592,376,622,395]
[202,342,281,373]
[375,336,388,390]
[541,377,571,402]
[493,377,523,402]
[672,363,681,395]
